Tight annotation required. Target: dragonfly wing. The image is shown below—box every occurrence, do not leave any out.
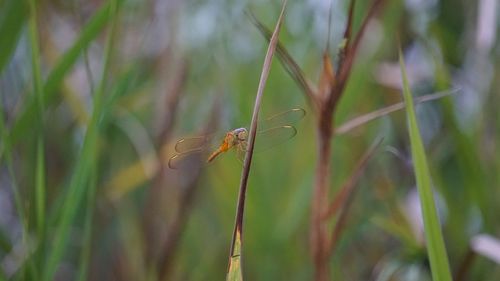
[170,132,226,169]
[258,108,306,131]
[253,125,298,153]
[236,146,245,164]
[173,131,222,153]
[174,136,210,153]
[168,149,206,170]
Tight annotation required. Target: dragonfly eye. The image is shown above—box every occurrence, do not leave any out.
[237,130,248,141]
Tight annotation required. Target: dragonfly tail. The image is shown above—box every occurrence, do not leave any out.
[207,149,223,162]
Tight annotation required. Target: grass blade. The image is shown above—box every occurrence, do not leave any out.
[246,11,317,107]
[42,1,120,279]
[399,47,452,281]
[335,89,458,135]
[0,0,26,74]
[27,0,46,245]
[227,1,287,280]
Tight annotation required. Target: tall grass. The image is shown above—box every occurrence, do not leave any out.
[227,2,287,280]
[399,47,452,281]
[41,1,120,280]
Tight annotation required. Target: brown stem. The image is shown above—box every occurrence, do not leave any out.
[330,0,386,109]
[311,110,333,281]
[326,138,382,257]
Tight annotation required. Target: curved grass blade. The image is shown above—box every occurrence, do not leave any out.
[227,0,288,279]
[399,47,452,281]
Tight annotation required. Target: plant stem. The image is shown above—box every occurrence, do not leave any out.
[311,111,333,281]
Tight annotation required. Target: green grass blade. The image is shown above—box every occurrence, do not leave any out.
[399,48,452,281]
[27,0,46,243]
[0,0,26,74]
[9,0,120,145]
[75,165,97,281]
[42,0,120,279]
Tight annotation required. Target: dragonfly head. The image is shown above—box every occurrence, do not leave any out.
[232,128,248,142]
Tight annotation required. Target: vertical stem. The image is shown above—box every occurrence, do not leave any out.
[227,1,288,273]
[28,0,46,238]
[311,111,333,281]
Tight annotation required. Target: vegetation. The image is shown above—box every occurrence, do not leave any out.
[0,0,499,280]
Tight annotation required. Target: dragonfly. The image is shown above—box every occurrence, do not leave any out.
[168,108,306,169]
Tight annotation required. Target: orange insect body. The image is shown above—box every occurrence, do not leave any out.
[207,128,248,163]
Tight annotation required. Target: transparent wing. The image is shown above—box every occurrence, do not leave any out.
[173,133,217,153]
[258,108,306,131]
[169,133,219,169]
[253,125,298,153]
[168,149,206,170]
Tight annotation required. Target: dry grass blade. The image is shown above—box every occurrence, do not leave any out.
[227,1,288,279]
[246,11,317,108]
[326,137,383,255]
[335,88,458,135]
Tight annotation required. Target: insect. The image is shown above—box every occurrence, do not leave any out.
[168,108,306,169]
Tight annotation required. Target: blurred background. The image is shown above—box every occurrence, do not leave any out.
[0,0,499,280]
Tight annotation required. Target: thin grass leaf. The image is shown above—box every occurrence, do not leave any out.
[0,0,26,74]
[246,11,317,108]
[42,1,120,280]
[75,166,97,281]
[9,0,121,144]
[227,1,287,279]
[335,89,458,135]
[27,0,46,246]
[399,47,452,281]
